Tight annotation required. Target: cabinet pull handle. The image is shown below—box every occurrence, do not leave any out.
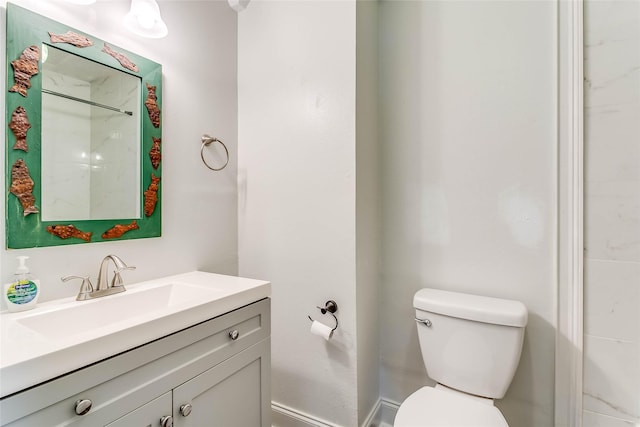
[180,403,193,417]
[229,330,240,340]
[74,399,92,416]
[160,415,174,427]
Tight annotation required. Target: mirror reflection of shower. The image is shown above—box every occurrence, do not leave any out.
[41,45,141,222]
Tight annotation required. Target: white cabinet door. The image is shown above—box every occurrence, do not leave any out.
[173,340,270,427]
[106,392,172,427]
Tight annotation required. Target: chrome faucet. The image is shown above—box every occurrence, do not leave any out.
[96,254,135,292]
[62,255,136,301]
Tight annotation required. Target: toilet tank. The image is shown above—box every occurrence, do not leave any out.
[414,288,528,399]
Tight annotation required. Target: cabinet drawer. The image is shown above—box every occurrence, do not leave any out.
[1,298,270,426]
[106,392,172,427]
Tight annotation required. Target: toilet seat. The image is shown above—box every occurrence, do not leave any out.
[394,386,509,427]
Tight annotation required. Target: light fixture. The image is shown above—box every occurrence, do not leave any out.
[123,0,168,39]
[228,0,250,12]
[41,45,49,64]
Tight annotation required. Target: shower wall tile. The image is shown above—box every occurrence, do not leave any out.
[584,259,640,342]
[584,180,640,262]
[583,0,640,264]
[583,335,640,423]
[584,0,640,423]
[583,410,638,427]
[584,106,640,184]
[584,0,639,110]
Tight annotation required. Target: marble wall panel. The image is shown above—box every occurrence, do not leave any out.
[583,410,638,427]
[583,0,640,424]
[583,335,639,421]
[584,260,640,342]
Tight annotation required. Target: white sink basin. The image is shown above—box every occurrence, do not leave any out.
[16,282,223,340]
[0,271,270,397]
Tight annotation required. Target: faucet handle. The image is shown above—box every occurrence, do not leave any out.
[62,275,94,301]
[112,265,136,288]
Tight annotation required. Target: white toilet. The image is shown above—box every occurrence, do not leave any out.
[394,288,528,427]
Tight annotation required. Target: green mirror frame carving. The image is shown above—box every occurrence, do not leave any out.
[5,3,162,249]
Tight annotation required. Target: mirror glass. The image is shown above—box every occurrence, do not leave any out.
[5,3,162,249]
[41,45,141,221]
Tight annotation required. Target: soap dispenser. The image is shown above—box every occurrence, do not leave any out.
[3,256,40,312]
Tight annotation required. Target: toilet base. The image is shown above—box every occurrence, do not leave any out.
[393,385,508,427]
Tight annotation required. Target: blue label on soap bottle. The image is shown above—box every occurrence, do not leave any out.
[6,280,37,304]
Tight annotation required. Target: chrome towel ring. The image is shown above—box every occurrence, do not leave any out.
[200,134,229,171]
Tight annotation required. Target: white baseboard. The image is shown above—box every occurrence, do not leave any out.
[271,399,400,427]
[272,401,341,427]
[368,399,400,427]
[361,399,381,427]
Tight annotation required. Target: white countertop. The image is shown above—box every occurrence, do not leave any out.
[0,271,270,398]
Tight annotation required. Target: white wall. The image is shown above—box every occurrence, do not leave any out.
[378,2,557,426]
[238,1,365,425]
[239,1,559,426]
[1,0,238,305]
[355,2,380,425]
[583,0,640,425]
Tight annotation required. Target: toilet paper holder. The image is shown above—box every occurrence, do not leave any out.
[308,300,339,332]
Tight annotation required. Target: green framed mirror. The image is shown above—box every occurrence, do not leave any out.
[5,3,162,248]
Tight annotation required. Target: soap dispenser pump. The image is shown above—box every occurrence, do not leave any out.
[3,256,40,312]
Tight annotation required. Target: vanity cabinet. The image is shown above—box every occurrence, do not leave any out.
[0,298,270,427]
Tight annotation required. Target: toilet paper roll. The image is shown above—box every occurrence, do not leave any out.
[310,320,333,340]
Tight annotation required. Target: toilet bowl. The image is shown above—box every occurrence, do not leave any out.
[394,288,527,426]
[394,385,507,427]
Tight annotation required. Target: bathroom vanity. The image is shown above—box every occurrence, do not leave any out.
[0,271,271,427]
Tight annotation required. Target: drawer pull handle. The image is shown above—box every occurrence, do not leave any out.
[180,403,193,417]
[229,330,240,340]
[74,399,92,416]
[160,415,173,427]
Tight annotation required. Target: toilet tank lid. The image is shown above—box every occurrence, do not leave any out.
[414,288,528,327]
